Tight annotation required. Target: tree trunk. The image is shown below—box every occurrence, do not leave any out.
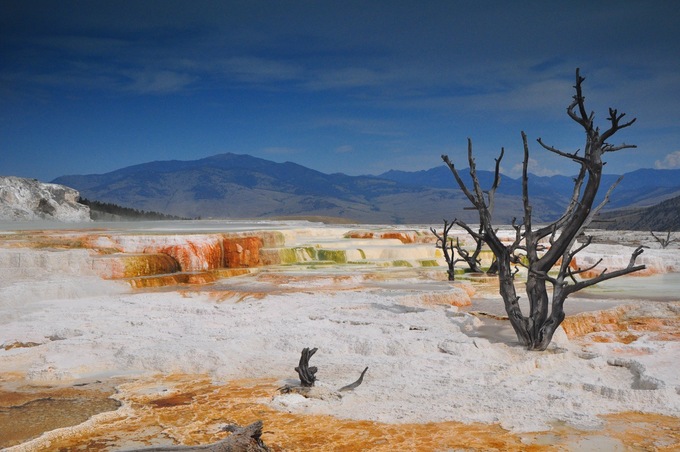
[496,257,567,351]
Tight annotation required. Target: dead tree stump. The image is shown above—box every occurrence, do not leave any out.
[295,347,318,387]
[279,348,368,397]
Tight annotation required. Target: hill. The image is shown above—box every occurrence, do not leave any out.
[52,153,680,224]
[378,167,680,209]
[596,194,680,231]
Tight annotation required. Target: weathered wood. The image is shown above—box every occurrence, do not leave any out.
[339,367,369,392]
[294,347,318,387]
[124,420,269,451]
[281,348,368,395]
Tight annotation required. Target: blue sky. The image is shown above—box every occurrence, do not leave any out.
[2,1,679,182]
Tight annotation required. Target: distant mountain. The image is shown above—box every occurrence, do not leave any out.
[54,153,447,223]
[596,194,680,231]
[378,167,680,208]
[52,153,680,224]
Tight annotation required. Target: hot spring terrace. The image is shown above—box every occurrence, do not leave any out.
[1,220,676,291]
[1,220,680,450]
[0,221,463,288]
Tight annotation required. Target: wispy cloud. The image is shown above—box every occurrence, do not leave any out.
[335,145,354,154]
[124,69,196,94]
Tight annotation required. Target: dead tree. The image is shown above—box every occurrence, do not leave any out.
[453,235,485,274]
[441,68,646,351]
[651,230,678,249]
[430,220,456,280]
[295,347,318,386]
[431,220,486,279]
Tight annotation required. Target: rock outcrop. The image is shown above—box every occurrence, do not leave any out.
[0,176,90,222]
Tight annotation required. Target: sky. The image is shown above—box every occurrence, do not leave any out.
[2,1,680,182]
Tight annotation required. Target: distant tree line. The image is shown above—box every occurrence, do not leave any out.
[78,198,188,221]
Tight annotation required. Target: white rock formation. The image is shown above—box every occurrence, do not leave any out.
[0,176,90,222]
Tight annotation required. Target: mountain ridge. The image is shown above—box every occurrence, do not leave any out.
[52,153,680,225]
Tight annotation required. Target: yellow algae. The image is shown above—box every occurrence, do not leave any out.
[122,253,181,278]
[2,341,42,350]
[316,249,347,264]
[126,272,217,288]
[264,247,318,265]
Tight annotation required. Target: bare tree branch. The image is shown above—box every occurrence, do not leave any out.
[601,108,637,143]
[487,147,504,214]
[537,138,587,164]
[564,247,645,295]
[441,154,477,208]
[651,230,678,249]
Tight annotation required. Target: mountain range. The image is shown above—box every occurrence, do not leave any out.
[52,153,680,226]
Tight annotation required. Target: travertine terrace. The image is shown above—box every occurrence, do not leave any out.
[1,220,679,450]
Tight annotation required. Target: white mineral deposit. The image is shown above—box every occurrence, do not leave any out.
[1,221,678,450]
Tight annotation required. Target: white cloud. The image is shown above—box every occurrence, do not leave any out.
[507,158,562,177]
[335,145,353,154]
[655,151,680,169]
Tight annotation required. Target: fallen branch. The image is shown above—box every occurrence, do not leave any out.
[124,420,269,451]
[339,367,369,392]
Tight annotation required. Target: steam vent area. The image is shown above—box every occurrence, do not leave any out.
[1,220,679,451]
